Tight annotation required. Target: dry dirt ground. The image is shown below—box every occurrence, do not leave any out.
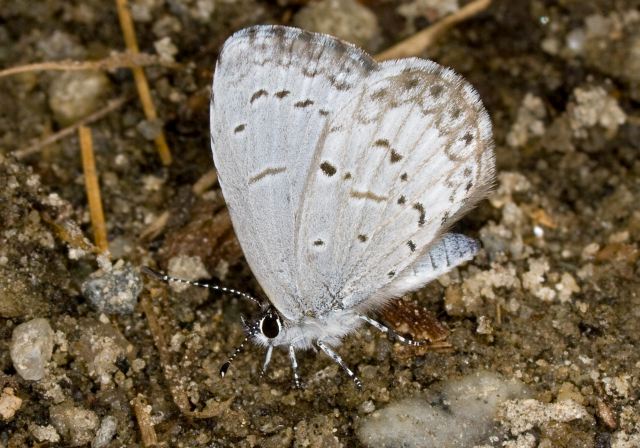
[1,1,639,447]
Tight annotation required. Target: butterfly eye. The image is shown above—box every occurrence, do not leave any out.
[260,312,281,339]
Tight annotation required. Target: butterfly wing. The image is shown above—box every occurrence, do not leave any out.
[294,58,494,313]
[210,26,376,319]
[379,232,480,300]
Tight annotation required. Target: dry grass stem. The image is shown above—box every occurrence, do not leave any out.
[192,170,219,195]
[0,52,178,79]
[14,95,130,159]
[115,0,173,166]
[375,0,492,61]
[132,395,158,447]
[139,210,170,241]
[78,126,109,254]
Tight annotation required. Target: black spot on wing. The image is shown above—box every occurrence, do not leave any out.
[407,240,416,252]
[390,150,403,163]
[294,99,314,108]
[430,84,444,98]
[250,89,268,103]
[234,124,246,133]
[412,203,426,226]
[275,90,290,98]
[320,161,337,177]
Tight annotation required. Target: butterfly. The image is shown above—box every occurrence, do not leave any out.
[147,24,494,388]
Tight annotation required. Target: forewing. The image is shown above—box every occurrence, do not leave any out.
[294,59,494,313]
[211,26,376,319]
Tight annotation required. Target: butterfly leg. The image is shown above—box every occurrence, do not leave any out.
[260,345,274,378]
[317,340,363,389]
[358,315,425,347]
[288,345,302,389]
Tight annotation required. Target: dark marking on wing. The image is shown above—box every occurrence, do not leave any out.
[387,271,395,278]
[294,99,314,108]
[371,88,388,100]
[275,90,290,98]
[390,150,403,163]
[249,166,286,184]
[464,167,472,177]
[441,211,450,225]
[412,203,426,226]
[407,240,417,252]
[343,172,352,180]
[451,107,462,119]
[465,181,473,192]
[400,173,408,182]
[273,26,286,40]
[403,77,420,89]
[313,239,324,246]
[462,132,474,145]
[350,190,387,203]
[327,74,351,91]
[320,161,337,177]
[234,124,246,133]
[319,109,330,116]
[374,139,390,148]
[397,195,406,205]
[250,89,268,103]
[428,252,436,269]
[246,27,258,43]
[430,84,444,98]
[302,67,319,78]
[358,234,368,242]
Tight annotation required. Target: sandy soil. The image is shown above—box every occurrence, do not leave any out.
[1,1,639,447]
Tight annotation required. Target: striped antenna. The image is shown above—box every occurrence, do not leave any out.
[141,266,262,306]
[220,321,259,378]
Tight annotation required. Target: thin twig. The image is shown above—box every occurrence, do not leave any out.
[0,52,178,79]
[14,95,131,159]
[132,395,158,447]
[79,126,109,254]
[192,170,218,195]
[375,0,492,61]
[115,0,172,166]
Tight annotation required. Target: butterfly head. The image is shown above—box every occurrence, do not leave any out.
[257,307,282,340]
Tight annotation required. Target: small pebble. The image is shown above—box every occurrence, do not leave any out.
[92,415,118,448]
[294,0,379,50]
[30,424,61,443]
[48,70,111,126]
[82,261,143,314]
[10,318,55,381]
[358,371,527,448]
[50,402,99,447]
[0,387,22,420]
[136,118,164,140]
[167,255,210,293]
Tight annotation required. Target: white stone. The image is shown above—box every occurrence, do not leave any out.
[10,318,55,381]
